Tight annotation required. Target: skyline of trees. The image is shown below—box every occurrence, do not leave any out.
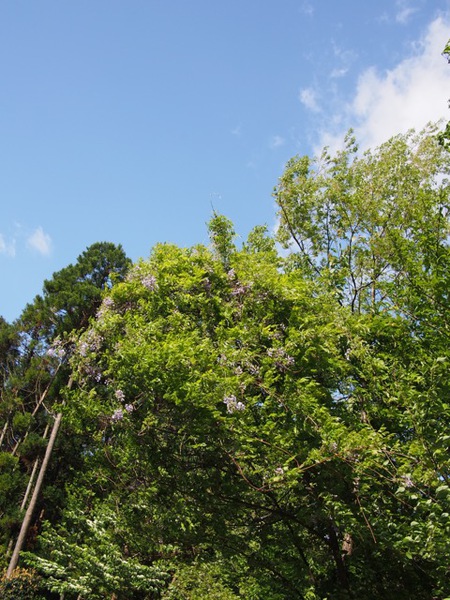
[0,116,450,598]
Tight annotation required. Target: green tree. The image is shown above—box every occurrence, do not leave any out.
[274,125,450,314]
[31,209,450,598]
[20,241,131,343]
[2,242,131,577]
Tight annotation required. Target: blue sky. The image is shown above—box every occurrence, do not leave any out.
[1,0,450,322]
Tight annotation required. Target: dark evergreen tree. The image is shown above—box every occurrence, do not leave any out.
[1,243,131,578]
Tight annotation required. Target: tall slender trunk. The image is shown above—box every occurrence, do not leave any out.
[6,411,62,577]
[0,420,8,448]
[20,424,50,511]
[5,424,51,560]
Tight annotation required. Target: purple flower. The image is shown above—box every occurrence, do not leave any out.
[115,389,125,402]
[231,284,247,296]
[401,474,414,488]
[79,341,89,357]
[97,296,115,318]
[125,404,134,413]
[267,347,295,371]
[142,274,157,291]
[111,409,124,422]
[247,364,260,376]
[223,394,245,413]
[47,343,65,360]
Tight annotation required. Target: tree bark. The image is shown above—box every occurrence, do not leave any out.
[0,420,7,448]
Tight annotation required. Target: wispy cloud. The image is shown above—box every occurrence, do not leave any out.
[270,135,285,149]
[395,0,418,24]
[231,125,242,136]
[329,42,357,79]
[330,67,349,79]
[27,227,52,256]
[378,0,421,25]
[299,1,314,17]
[317,15,450,153]
[299,87,320,112]
[0,234,16,257]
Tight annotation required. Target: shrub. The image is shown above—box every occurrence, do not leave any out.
[0,567,45,599]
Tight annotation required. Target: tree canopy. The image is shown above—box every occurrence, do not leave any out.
[2,128,450,599]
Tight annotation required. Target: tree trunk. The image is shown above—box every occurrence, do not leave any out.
[0,420,7,448]
[5,424,50,560]
[6,411,62,577]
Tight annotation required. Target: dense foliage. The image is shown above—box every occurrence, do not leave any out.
[2,125,450,598]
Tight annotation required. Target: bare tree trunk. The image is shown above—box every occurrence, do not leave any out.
[5,424,50,560]
[0,420,7,448]
[6,411,62,577]
[20,442,44,511]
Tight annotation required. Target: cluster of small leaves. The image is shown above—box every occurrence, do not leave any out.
[24,510,169,599]
[0,568,44,600]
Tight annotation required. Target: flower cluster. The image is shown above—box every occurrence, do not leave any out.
[267,347,295,371]
[401,474,414,488]
[142,274,157,291]
[78,342,89,357]
[79,331,103,357]
[202,277,211,292]
[115,389,125,402]
[96,296,115,318]
[247,363,260,376]
[329,442,339,453]
[111,409,124,422]
[84,366,102,383]
[230,284,249,297]
[223,394,245,413]
[46,340,66,360]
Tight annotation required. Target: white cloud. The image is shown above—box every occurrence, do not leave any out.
[0,234,16,257]
[395,0,418,24]
[330,42,357,78]
[299,1,314,17]
[27,227,52,256]
[299,87,320,112]
[317,15,450,153]
[330,67,349,79]
[270,135,285,149]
